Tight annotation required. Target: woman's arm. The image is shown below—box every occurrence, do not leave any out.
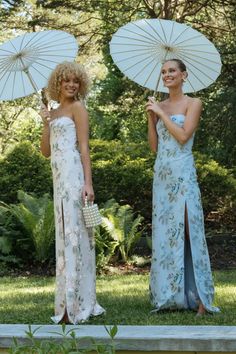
[40,105,51,158]
[147,110,158,152]
[73,101,94,202]
[146,97,202,145]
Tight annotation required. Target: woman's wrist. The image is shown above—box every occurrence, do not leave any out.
[84,182,93,188]
[43,122,50,130]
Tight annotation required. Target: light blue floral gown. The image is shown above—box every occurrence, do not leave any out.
[49,116,105,324]
[150,114,219,313]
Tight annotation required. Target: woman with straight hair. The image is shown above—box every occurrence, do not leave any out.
[146,58,219,316]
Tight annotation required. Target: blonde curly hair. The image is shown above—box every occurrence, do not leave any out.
[47,61,90,102]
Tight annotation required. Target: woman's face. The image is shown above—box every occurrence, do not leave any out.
[60,74,80,99]
[161,61,186,89]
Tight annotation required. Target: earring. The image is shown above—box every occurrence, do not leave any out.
[183,78,187,82]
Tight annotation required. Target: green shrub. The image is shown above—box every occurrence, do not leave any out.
[100,199,144,263]
[90,140,236,230]
[0,141,52,204]
[0,205,29,266]
[90,140,154,222]
[0,139,235,271]
[1,191,55,263]
[0,140,235,233]
[195,152,236,214]
[95,224,118,272]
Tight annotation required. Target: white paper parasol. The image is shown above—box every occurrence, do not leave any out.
[109,19,222,93]
[0,30,78,100]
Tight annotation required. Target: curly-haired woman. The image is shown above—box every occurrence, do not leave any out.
[40,61,105,324]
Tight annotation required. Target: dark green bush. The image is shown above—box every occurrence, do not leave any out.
[1,191,55,263]
[195,152,236,214]
[90,140,236,230]
[0,139,235,272]
[0,140,235,231]
[0,206,25,270]
[90,140,154,221]
[0,141,52,204]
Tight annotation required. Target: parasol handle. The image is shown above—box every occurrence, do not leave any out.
[24,68,42,103]
[153,50,170,98]
[153,72,162,99]
[18,57,42,105]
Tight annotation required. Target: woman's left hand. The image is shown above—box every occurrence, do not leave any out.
[82,184,95,203]
[146,97,164,117]
[40,104,51,125]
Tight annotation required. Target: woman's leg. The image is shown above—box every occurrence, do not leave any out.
[185,205,206,315]
[58,201,70,324]
[59,309,70,324]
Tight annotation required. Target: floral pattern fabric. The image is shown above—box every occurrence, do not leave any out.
[49,116,105,324]
[150,114,219,313]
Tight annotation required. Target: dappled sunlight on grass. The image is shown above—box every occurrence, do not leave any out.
[1,286,53,296]
[0,271,235,325]
[215,285,236,307]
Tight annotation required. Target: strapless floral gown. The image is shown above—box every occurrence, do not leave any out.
[49,116,105,324]
[150,114,219,313]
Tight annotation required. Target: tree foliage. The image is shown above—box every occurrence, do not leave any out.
[0,0,235,166]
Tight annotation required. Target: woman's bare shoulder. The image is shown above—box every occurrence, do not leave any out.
[72,100,83,107]
[72,100,88,122]
[187,96,202,107]
[186,96,203,118]
[72,100,87,112]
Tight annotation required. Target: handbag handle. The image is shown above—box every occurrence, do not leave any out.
[85,195,93,207]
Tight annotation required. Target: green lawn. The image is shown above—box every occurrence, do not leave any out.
[0,270,235,325]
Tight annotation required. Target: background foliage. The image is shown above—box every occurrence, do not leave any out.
[0,0,235,166]
[0,1,235,270]
[1,140,235,229]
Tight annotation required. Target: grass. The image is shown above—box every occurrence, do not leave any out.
[0,270,235,325]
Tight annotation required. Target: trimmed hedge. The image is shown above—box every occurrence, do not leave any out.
[0,142,52,204]
[1,140,235,230]
[90,140,236,228]
[90,140,154,221]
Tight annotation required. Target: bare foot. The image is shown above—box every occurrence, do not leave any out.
[59,310,70,324]
[196,302,206,316]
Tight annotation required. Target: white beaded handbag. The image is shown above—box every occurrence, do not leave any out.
[82,196,102,228]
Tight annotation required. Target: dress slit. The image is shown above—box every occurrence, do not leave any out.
[59,199,69,322]
[184,201,201,310]
[61,200,65,238]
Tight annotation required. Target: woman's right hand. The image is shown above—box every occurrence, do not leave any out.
[146,97,158,123]
[147,109,157,121]
[40,104,51,125]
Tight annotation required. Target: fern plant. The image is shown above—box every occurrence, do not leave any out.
[0,191,55,263]
[0,206,25,269]
[94,225,118,272]
[101,199,144,263]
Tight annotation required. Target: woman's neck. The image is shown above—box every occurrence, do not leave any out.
[59,97,76,108]
[168,88,185,102]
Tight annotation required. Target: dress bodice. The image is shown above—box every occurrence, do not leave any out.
[156,114,194,160]
[50,116,78,154]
